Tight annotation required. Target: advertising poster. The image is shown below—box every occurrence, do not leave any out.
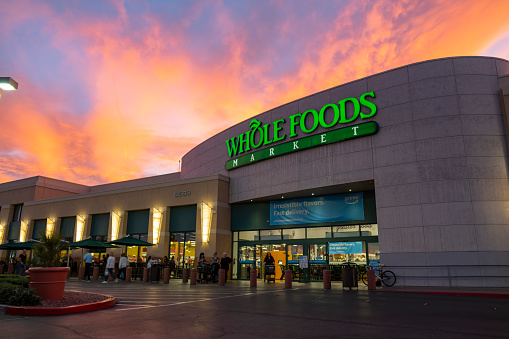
[270,192,364,225]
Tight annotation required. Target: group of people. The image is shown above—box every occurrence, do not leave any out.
[81,250,233,283]
[197,251,232,282]
[0,249,28,276]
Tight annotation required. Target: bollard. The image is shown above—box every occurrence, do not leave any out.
[218,269,225,286]
[126,267,132,282]
[183,268,189,283]
[93,267,99,280]
[323,269,331,290]
[285,269,292,289]
[143,268,149,282]
[7,264,13,274]
[78,267,85,280]
[367,269,376,290]
[190,268,197,285]
[163,268,170,284]
[250,269,257,287]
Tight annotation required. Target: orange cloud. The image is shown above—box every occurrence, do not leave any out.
[0,0,508,185]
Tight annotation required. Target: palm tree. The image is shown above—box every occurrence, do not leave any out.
[33,232,66,267]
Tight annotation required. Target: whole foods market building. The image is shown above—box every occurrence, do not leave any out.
[1,56,509,287]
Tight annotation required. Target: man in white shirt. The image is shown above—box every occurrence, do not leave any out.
[103,252,118,283]
[118,253,128,280]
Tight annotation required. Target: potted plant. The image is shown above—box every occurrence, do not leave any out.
[29,231,69,300]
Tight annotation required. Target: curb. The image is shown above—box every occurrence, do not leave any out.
[4,291,116,316]
[385,290,509,298]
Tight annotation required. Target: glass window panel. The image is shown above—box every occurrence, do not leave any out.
[282,228,306,240]
[307,227,332,239]
[233,232,238,241]
[238,230,258,241]
[361,224,378,236]
[259,229,281,241]
[184,232,196,266]
[333,225,360,238]
[349,242,367,264]
[309,244,327,261]
[232,242,238,279]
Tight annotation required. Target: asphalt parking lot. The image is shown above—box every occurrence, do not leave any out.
[2,279,509,338]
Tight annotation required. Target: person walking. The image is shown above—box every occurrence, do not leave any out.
[84,250,94,281]
[220,252,232,282]
[103,252,118,283]
[118,253,128,280]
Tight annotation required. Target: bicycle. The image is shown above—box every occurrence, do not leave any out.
[361,263,396,287]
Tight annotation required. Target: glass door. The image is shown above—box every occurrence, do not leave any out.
[286,244,304,281]
[238,245,255,279]
[309,244,327,281]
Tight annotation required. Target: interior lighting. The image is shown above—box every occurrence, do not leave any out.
[349,189,352,192]
[76,215,86,242]
[201,202,213,244]
[152,207,162,245]
[111,212,121,241]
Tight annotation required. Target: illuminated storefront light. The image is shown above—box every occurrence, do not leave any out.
[20,220,28,242]
[76,215,86,242]
[0,224,4,244]
[201,202,212,244]
[46,218,55,237]
[152,207,162,245]
[111,212,121,241]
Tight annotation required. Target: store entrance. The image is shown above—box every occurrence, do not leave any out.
[256,244,286,280]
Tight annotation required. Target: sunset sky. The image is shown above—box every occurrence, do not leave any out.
[1,0,509,186]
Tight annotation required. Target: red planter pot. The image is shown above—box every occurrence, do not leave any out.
[28,267,70,300]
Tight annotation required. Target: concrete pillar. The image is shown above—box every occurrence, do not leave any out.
[182,268,189,283]
[125,267,132,282]
[218,269,225,286]
[163,268,170,284]
[250,269,257,287]
[93,267,99,280]
[285,269,292,289]
[143,268,149,282]
[190,268,197,285]
[323,270,331,290]
[367,269,377,290]
[78,267,85,280]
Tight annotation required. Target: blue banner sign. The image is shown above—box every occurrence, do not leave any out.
[270,193,364,225]
[329,242,363,254]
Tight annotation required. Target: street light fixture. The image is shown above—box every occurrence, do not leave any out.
[0,77,19,98]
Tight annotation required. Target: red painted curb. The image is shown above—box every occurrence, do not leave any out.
[5,291,116,316]
[387,290,509,298]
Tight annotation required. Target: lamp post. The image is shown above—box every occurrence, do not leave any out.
[0,77,19,98]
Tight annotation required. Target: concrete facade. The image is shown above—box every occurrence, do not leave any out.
[181,56,509,287]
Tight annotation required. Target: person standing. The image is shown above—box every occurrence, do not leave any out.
[84,250,94,281]
[210,252,220,282]
[118,253,128,280]
[103,252,118,283]
[18,249,27,276]
[220,252,232,282]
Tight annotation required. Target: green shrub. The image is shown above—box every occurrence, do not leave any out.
[0,281,41,306]
[0,274,28,287]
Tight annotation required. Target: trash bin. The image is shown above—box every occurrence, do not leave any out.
[150,264,160,282]
[341,262,358,289]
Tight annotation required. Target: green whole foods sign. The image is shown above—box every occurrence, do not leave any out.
[225,91,378,170]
